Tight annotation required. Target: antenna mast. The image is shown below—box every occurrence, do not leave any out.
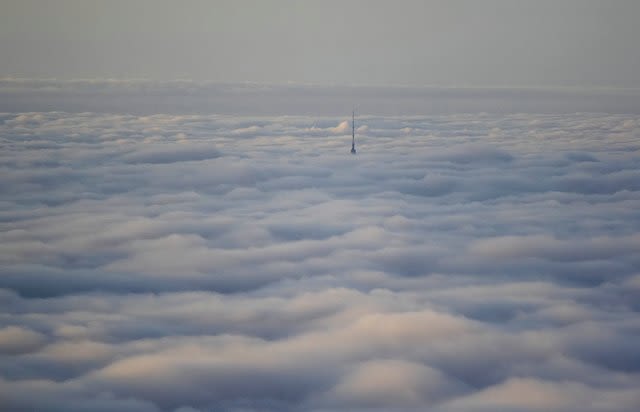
[351,109,356,154]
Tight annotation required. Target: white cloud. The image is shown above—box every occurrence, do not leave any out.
[329,120,350,135]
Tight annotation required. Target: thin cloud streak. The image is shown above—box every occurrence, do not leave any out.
[3,79,640,115]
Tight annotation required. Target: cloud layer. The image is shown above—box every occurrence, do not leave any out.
[3,78,640,115]
[1,108,639,411]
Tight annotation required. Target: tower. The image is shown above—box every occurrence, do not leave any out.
[351,110,357,154]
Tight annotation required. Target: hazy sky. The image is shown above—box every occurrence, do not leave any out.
[2,0,640,88]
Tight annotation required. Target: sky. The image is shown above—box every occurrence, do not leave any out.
[2,0,640,88]
[2,2,640,412]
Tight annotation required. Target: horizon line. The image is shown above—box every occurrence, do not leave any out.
[2,77,640,93]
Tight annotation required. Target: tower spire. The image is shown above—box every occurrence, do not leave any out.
[351,109,356,154]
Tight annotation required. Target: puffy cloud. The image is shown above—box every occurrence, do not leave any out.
[329,120,350,135]
[0,102,639,411]
[0,326,46,354]
[325,360,466,408]
[469,234,640,262]
[439,377,640,412]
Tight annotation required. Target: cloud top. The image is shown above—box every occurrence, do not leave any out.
[0,108,639,411]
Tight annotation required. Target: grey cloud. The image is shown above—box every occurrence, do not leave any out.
[0,377,161,412]
[0,325,47,354]
[121,145,221,165]
[436,377,640,412]
[469,234,640,262]
[0,104,639,411]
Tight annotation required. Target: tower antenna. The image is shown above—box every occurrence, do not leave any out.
[351,109,356,154]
